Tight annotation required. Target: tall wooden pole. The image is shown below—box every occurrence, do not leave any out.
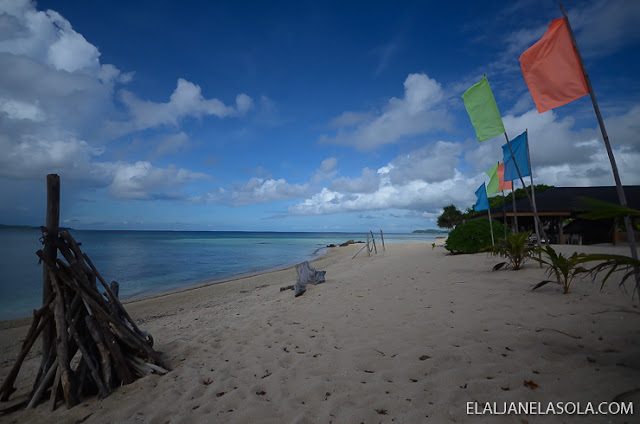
[559,2,639,291]
[525,130,541,244]
[501,190,507,242]
[42,174,60,371]
[487,207,495,247]
[525,130,543,267]
[503,133,548,242]
[511,182,518,234]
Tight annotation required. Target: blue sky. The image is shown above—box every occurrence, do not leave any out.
[1,0,639,232]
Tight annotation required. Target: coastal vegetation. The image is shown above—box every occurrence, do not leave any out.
[576,200,640,292]
[527,200,639,295]
[584,253,640,291]
[444,219,506,254]
[412,229,448,234]
[484,231,535,271]
[436,205,464,229]
[532,245,589,294]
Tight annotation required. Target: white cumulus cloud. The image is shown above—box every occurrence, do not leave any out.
[290,169,478,216]
[108,161,210,200]
[329,168,380,194]
[118,78,253,132]
[320,73,452,150]
[197,178,310,206]
[388,141,463,185]
[310,157,338,184]
[0,0,253,203]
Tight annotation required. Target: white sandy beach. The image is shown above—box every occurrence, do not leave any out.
[1,242,639,423]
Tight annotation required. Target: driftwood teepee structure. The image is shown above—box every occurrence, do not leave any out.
[0,175,168,411]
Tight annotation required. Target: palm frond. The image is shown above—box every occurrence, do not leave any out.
[577,197,640,220]
[532,280,557,291]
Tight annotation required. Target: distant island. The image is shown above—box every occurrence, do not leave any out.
[0,224,40,230]
[412,229,448,234]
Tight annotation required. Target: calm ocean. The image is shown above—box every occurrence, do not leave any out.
[0,229,445,321]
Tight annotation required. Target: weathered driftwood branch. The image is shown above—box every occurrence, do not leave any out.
[352,244,367,260]
[2,230,169,412]
[0,294,53,402]
[41,175,59,380]
[84,315,112,389]
[27,359,58,409]
[293,261,326,297]
[66,308,109,400]
[50,272,76,409]
[127,356,169,377]
[370,231,377,254]
[82,252,152,346]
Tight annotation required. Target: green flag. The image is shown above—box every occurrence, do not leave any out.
[485,161,500,195]
[462,76,505,141]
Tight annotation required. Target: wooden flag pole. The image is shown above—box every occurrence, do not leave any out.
[501,190,507,242]
[559,2,639,290]
[503,133,548,242]
[487,207,495,247]
[525,130,543,267]
[511,181,518,234]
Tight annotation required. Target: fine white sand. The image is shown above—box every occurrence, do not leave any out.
[1,242,639,423]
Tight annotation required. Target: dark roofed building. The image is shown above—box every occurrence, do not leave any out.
[477,186,640,245]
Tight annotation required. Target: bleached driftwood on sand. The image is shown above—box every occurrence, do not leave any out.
[279,261,326,297]
[0,229,169,411]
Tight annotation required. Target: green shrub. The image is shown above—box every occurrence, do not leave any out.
[445,219,506,254]
[484,231,536,270]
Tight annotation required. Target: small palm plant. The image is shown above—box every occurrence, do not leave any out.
[484,231,536,271]
[573,197,639,299]
[582,253,640,292]
[532,245,589,294]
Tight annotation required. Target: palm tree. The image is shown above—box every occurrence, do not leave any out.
[437,204,463,229]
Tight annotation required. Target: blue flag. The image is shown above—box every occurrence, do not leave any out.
[474,182,489,211]
[502,130,530,181]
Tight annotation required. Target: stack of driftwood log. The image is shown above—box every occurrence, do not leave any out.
[0,228,168,411]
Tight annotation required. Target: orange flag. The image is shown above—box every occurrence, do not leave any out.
[497,162,512,191]
[520,18,588,113]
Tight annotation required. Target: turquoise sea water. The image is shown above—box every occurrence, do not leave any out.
[0,229,446,321]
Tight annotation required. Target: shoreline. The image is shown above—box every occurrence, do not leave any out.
[2,242,639,423]
[0,241,626,330]
[1,230,440,322]
[0,245,335,330]
[0,239,408,326]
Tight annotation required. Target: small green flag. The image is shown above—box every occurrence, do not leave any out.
[462,76,505,142]
[485,161,500,195]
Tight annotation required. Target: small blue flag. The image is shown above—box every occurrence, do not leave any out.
[474,182,489,211]
[502,130,530,181]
